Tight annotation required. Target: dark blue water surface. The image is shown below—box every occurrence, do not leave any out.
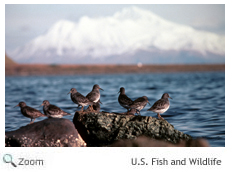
[5,72,225,147]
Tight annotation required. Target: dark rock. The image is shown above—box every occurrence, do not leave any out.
[73,111,192,146]
[110,136,209,147]
[112,108,137,116]
[5,118,86,147]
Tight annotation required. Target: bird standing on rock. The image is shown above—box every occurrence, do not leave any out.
[147,93,172,119]
[68,88,93,112]
[40,100,70,118]
[14,101,46,124]
[86,84,103,111]
[118,87,133,112]
[130,96,150,115]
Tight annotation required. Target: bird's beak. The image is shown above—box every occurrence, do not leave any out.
[169,96,172,99]
[67,91,71,95]
[117,91,120,94]
[39,103,44,107]
[14,104,19,108]
[147,101,151,105]
[100,88,104,91]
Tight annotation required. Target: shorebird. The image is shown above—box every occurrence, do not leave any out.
[130,96,150,115]
[14,101,46,124]
[40,100,70,118]
[118,87,133,112]
[67,88,93,112]
[147,93,172,119]
[86,84,103,111]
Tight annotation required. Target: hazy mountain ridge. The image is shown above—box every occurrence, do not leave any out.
[5,53,16,66]
[9,6,225,64]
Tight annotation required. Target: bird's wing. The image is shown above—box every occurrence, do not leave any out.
[86,91,98,102]
[130,97,146,108]
[24,106,44,117]
[47,105,61,115]
[119,94,133,105]
[151,99,168,110]
[75,93,93,104]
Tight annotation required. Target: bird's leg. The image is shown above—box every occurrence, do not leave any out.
[29,118,35,124]
[157,113,164,120]
[126,108,131,115]
[80,106,84,112]
[137,110,141,116]
[76,105,81,112]
[85,105,90,112]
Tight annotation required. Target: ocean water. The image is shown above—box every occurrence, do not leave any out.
[5,72,225,147]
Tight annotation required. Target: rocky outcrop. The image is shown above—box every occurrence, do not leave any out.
[5,118,86,147]
[73,111,192,146]
[110,136,209,147]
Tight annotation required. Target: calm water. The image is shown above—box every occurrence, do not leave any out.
[5,72,225,147]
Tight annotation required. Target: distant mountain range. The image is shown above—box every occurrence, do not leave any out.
[5,53,16,66]
[8,6,225,64]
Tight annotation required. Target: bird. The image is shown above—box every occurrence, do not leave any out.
[147,93,172,119]
[67,88,93,112]
[14,101,46,124]
[118,87,133,112]
[40,100,70,118]
[130,96,150,115]
[86,84,103,111]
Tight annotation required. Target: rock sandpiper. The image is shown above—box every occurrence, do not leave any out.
[14,101,45,124]
[147,93,172,119]
[40,100,70,118]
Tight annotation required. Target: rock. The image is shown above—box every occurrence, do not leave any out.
[5,118,86,147]
[110,136,209,147]
[73,111,192,146]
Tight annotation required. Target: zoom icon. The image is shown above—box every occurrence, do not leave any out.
[3,154,17,167]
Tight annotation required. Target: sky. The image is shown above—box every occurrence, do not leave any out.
[5,4,225,53]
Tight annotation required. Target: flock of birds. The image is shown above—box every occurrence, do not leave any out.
[14,84,172,125]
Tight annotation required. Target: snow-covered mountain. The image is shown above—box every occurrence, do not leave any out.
[9,6,225,64]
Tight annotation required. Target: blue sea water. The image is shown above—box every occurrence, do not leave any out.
[5,72,225,147]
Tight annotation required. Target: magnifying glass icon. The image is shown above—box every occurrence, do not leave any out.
[3,154,17,167]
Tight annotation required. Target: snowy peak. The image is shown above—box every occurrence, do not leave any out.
[46,20,75,36]
[9,6,225,64]
[114,6,154,20]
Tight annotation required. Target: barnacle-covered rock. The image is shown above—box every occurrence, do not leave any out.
[5,118,86,147]
[73,111,191,146]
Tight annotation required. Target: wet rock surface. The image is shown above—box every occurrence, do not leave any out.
[5,118,86,147]
[73,111,192,146]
